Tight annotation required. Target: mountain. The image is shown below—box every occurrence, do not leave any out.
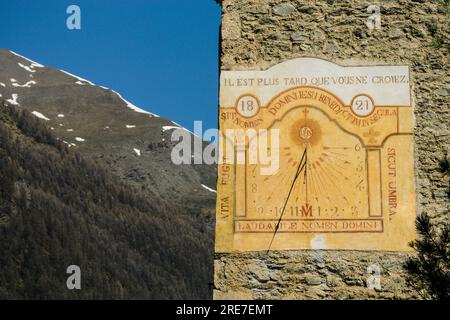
[0,49,216,299]
[0,49,217,208]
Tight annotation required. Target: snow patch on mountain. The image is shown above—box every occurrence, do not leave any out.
[12,80,36,88]
[57,114,64,118]
[163,121,199,138]
[61,70,95,86]
[201,184,216,193]
[18,62,39,73]
[7,94,19,105]
[126,125,136,128]
[9,50,44,68]
[133,148,141,156]
[109,89,159,117]
[75,137,85,142]
[0,82,5,87]
[61,140,76,148]
[161,126,180,132]
[66,129,74,132]
[32,111,50,121]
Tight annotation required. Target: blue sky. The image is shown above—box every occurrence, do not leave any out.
[2,0,221,132]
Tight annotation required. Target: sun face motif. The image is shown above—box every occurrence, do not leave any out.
[243,106,369,221]
[290,118,322,147]
[299,126,312,140]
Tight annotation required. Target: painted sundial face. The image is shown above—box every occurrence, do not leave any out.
[216,58,416,252]
[245,106,368,222]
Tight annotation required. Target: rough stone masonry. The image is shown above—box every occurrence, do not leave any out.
[214,0,449,299]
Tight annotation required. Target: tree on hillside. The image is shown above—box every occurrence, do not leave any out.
[404,154,450,300]
[405,213,450,299]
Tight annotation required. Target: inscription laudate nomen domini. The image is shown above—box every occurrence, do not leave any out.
[216,58,416,252]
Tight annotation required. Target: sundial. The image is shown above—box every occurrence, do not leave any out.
[216,58,416,252]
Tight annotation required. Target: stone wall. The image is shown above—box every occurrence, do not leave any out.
[214,0,449,299]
